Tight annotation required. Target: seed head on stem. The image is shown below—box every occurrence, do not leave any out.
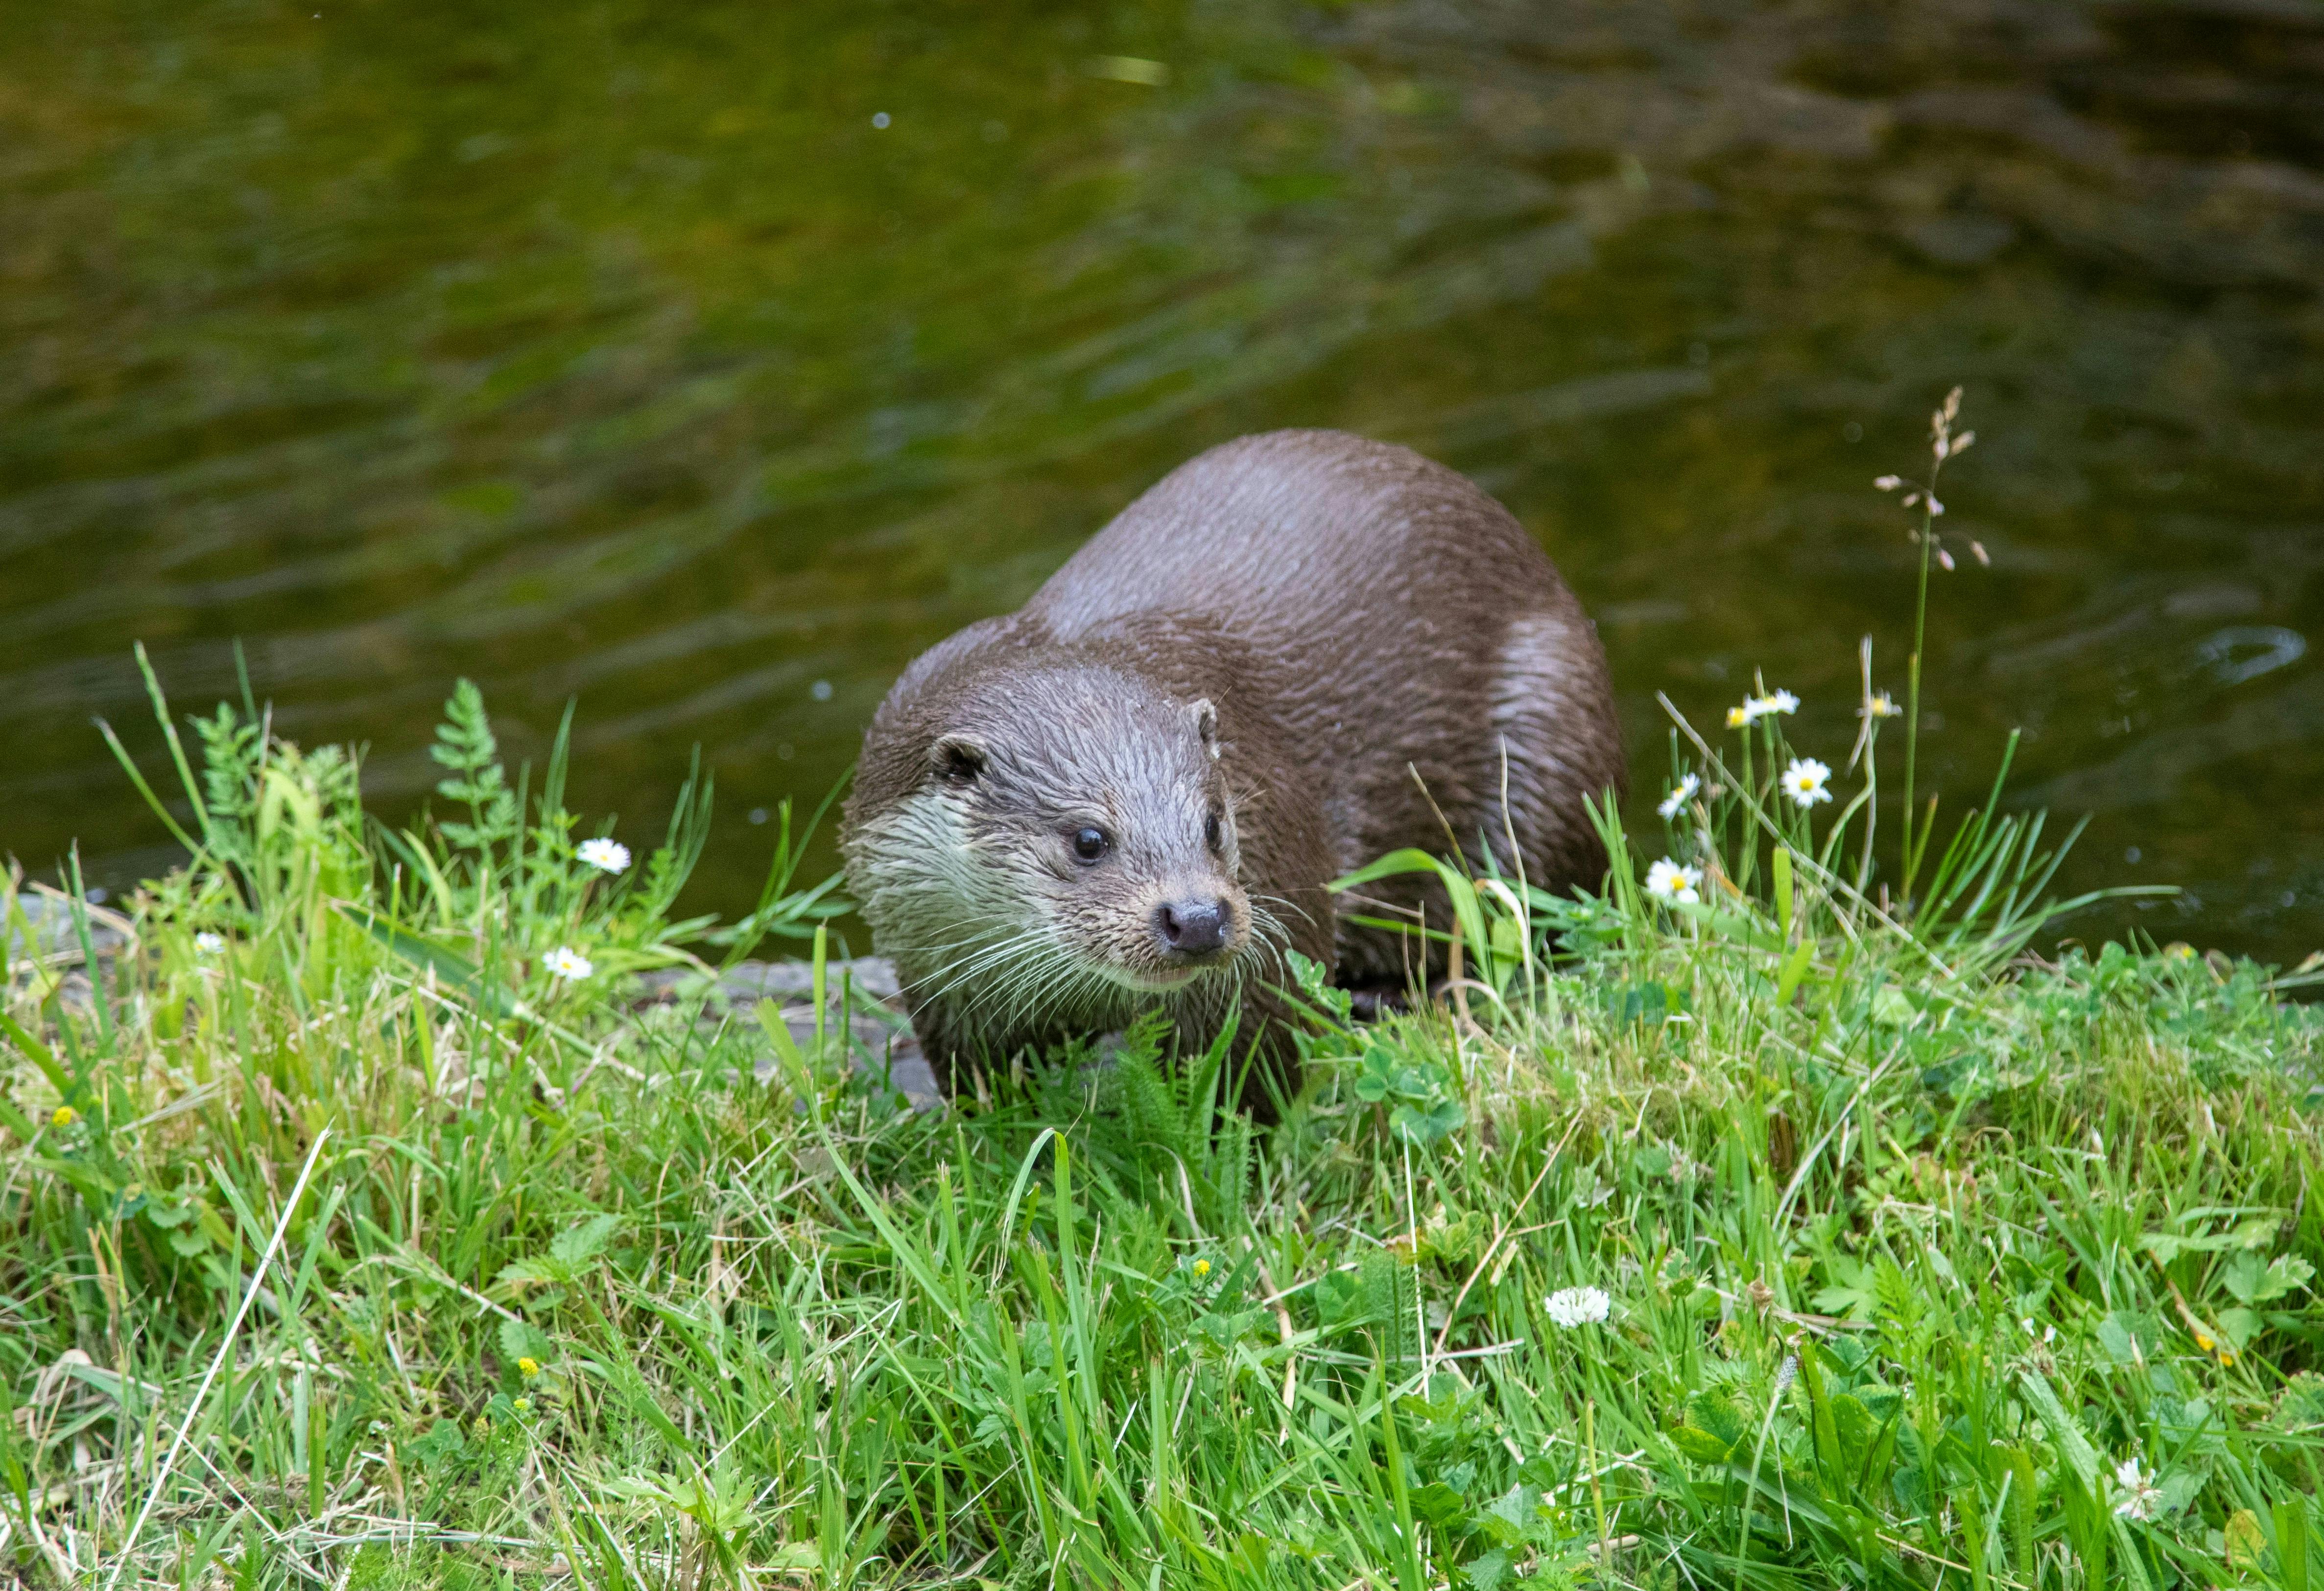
[1874,385,1977,909]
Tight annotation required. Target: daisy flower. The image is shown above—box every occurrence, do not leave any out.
[1544,1286,1612,1328]
[2113,1457,2161,1521]
[1755,688,1800,717]
[194,931,226,954]
[1780,758,1833,808]
[1726,704,1752,729]
[543,947,594,981]
[1657,774,1700,821]
[1862,692,1898,719]
[1644,858,1703,905]
[576,838,631,875]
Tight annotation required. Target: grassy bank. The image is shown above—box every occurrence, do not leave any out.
[4,657,2323,1591]
[8,405,2324,1590]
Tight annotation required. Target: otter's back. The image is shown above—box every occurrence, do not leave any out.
[1030,430,1557,653]
[1026,430,1617,892]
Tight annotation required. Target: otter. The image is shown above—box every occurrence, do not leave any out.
[841,428,1623,1109]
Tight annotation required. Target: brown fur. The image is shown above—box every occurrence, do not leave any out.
[842,429,1624,1107]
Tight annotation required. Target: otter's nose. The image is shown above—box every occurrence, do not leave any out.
[1155,898,1230,957]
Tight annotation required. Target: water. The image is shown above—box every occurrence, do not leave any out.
[5,0,2321,963]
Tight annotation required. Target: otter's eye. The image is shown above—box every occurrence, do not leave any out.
[1070,826,1110,863]
[1205,811,1223,852]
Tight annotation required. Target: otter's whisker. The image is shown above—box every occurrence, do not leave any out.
[1248,890,1318,929]
[963,933,1073,1025]
[900,926,1035,972]
[908,929,1057,1011]
[1000,950,1096,1041]
[905,933,1039,1001]
[951,949,1068,1027]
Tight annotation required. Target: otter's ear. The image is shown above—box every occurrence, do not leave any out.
[930,735,987,785]
[1188,698,1220,760]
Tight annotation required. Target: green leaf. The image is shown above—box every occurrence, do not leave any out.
[1831,1393,1875,1473]
[1813,1257,1879,1322]
[0,1012,75,1101]
[1408,1481,1467,1532]
[551,1214,622,1268]
[1870,987,1916,1026]
[1464,1547,1514,1591]
[1329,848,1492,985]
[404,1419,467,1472]
[1473,1485,1536,1547]
[2017,1372,2102,1490]
[1774,938,1816,1006]
[430,679,518,851]
[2280,1501,2311,1591]
[1391,1099,1465,1144]
[498,1316,552,1368]
[2096,1310,2161,1366]
[2226,1509,2266,1571]
[2224,1251,2313,1306]
[1671,1425,1735,1464]
[1689,1390,1748,1451]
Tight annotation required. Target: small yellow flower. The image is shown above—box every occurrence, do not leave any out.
[51,1105,77,1129]
[513,1396,532,1414]
[518,1356,541,1377]
[1192,1259,1211,1278]
[2218,1347,2237,1367]
[2193,1330,2214,1352]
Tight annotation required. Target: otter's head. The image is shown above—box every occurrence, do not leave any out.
[848,664,1256,1020]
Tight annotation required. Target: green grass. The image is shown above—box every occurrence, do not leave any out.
[8,397,2324,1588]
[5,660,2324,1591]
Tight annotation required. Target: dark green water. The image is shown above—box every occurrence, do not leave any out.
[5,0,2322,962]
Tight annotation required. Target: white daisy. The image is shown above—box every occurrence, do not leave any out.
[1754,688,1800,718]
[1657,774,1700,821]
[575,838,631,875]
[2112,1457,2161,1521]
[1544,1286,1612,1328]
[194,931,225,954]
[543,947,594,981]
[1862,692,1898,720]
[1780,758,1834,808]
[1644,858,1703,905]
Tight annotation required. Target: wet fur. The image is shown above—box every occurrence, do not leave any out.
[844,429,1625,1106]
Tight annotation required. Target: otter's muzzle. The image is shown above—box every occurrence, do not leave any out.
[1154,897,1231,959]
